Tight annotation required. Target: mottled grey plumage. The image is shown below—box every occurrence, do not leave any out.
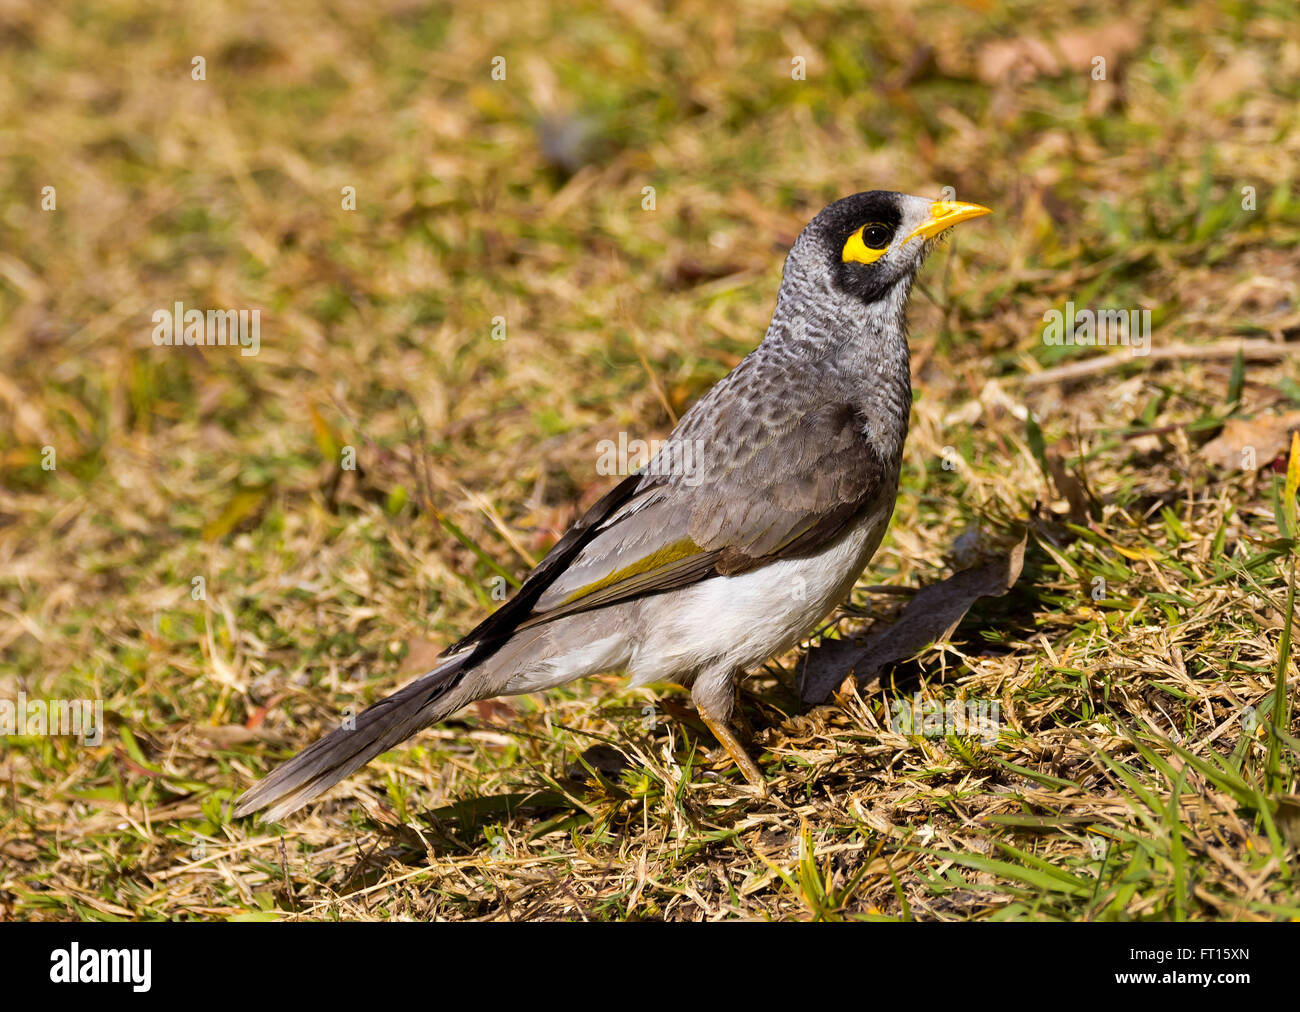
[234,191,989,821]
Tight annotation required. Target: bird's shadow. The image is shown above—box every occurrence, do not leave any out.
[766,531,1061,719]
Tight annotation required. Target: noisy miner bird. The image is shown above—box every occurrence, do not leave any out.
[235,191,990,821]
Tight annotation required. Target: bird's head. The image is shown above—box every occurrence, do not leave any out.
[804,190,991,304]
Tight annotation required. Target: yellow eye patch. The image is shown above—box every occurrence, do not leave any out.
[841,222,893,264]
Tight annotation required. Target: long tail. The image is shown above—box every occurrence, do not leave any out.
[233,654,472,822]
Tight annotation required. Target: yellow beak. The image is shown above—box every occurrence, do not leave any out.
[904,200,992,244]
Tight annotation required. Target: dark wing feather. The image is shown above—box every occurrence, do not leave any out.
[446,471,651,665]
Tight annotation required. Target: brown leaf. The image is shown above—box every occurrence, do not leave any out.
[976,22,1141,86]
[401,637,446,676]
[799,532,1027,704]
[1047,441,1096,523]
[1,840,39,861]
[1199,411,1300,472]
[474,697,516,723]
[195,724,286,746]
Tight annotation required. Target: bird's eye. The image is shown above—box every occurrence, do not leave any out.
[862,224,892,249]
[841,222,895,264]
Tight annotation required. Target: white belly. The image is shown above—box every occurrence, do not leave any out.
[627,506,890,684]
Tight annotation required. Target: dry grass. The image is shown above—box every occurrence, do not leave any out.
[1,0,1299,920]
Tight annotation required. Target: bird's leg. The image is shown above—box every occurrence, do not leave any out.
[698,705,767,794]
[693,678,767,795]
[730,687,757,748]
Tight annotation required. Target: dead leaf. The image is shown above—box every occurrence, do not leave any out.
[1191,52,1266,108]
[1047,440,1096,523]
[402,637,446,675]
[474,697,516,723]
[1199,411,1300,472]
[976,22,1141,86]
[1,840,39,861]
[799,532,1027,704]
[195,723,286,746]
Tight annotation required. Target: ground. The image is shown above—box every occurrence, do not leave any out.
[1,0,1299,920]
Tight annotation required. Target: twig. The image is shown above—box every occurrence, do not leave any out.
[1018,339,1300,388]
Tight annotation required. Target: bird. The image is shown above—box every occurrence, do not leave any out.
[234,191,990,822]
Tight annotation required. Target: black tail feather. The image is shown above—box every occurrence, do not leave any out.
[233,655,470,822]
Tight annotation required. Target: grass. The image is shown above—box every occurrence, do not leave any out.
[1,0,1299,920]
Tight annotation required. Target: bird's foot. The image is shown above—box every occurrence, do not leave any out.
[696,701,768,797]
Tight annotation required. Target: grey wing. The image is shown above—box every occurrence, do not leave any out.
[528,399,891,618]
[685,401,891,569]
